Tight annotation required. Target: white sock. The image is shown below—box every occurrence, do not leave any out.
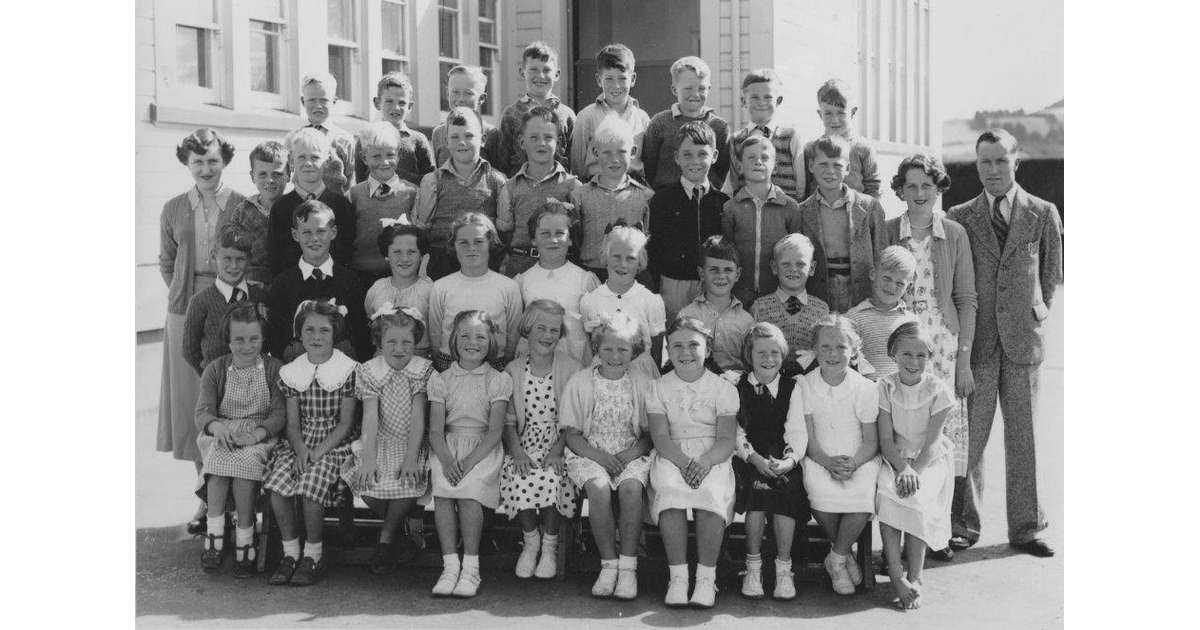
[600,558,618,570]
[617,555,637,570]
[304,541,323,562]
[443,553,461,572]
[206,516,225,550]
[282,538,301,559]
[775,557,792,573]
[696,564,716,582]
[523,530,541,550]
[745,552,762,570]
[236,525,255,559]
[668,563,688,580]
[542,532,559,547]
[463,554,480,572]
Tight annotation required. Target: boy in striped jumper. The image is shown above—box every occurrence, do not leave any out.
[642,56,731,192]
[725,69,805,202]
[846,246,918,380]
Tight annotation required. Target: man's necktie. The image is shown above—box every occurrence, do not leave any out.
[991,196,1008,250]
[312,268,326,281]
[376,183,391,198]
[786,295,802,315]
[757,125,771,138]
[306,192,316,200]
[231,288,245,302]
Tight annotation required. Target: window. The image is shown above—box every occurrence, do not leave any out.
[173,0,221,101]
[478,0,499,116]
[438,0,462,111]
[381,0,409,75]
[327,0,360,104]
[248,0,287,104]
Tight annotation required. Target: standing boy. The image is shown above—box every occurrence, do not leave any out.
[801,79,880,198]
[267,129,357,276]
[354,71,435,187]
[749,234,830,377]
[431,65,497,167]
[570,44,651,181]
[348,122,419,281]
[678,236,755,373]
[288,73,356,196]
[725,69,805,202]
[229,140,289,288]
[642,56,731,192]
[486,41,576,177]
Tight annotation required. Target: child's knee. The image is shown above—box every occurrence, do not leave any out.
[617,481,643,504]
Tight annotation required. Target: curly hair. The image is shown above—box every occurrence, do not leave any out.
[890,153,952,199]
[176,127,235,166]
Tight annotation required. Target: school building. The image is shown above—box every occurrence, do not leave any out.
[136,0,936,331]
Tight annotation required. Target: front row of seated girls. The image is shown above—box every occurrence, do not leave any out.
[194,288,953,610]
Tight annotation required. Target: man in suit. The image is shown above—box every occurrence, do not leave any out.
[946,129,1062,557]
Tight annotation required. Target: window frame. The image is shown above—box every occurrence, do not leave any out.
[326,0,361,115]
[167,0,224,106]
[246,0,289,110]
[477,0,500,118]
[380,0,411,77]
[437,0,463,113]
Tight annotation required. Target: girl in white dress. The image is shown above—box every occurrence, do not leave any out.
[561,313,655,600]
[799,315,881,596]
[647,317,739,609]
[876,321,955,609]
[427,310,514,598]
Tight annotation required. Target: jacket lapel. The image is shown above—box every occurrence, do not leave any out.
[966,193,1001,259]
[1000,187,1037,261]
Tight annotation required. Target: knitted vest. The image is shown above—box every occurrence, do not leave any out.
[729,126,799,199]
[427,167,505,249]
[348,182,418,277]
[506,175,579,248]
[736,373,799,458]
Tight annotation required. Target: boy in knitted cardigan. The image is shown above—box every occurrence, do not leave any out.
[183,224,269,374]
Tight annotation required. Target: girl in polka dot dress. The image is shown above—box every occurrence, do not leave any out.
[499,300,583,579]
[341,304,435,575]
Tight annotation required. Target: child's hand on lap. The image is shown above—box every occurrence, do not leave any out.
[615,448,640,467]
[399,459,422,480]
[542,452,565,475]
[594,451,626,477]
[354,461,379,487]
[209,421,234,449]
[511,450,536,476]
[896,465,919,498]
[750,454,778,479]
[685,458,713,488]
[293,446,312,475]
[231,426,260,447]
[769,457,795,475]
[440,454,463,485]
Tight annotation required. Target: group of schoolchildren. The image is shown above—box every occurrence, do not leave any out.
[162,39,1009,612]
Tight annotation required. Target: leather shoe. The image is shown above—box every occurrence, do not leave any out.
[1011,539,1055,557]
[948,535,975,550]
[186,519,207,536]
[927,547,955,562]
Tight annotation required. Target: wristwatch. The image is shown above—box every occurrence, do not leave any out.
[959,344,971,353]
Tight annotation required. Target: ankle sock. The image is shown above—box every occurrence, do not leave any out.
[282,538,301,559]
[696,564,716,582]
[745,552,762,571]
[542,532,559,547]
[236,525,255,559]
[443,553,461,572]
[775,557,792,573]
[600,558,618,570]
[462,554,480,572]
[668,563,688,580]
[523,530,541,550]
[303,541,323,562]
[617,555,637,570]
[206,516,225,549]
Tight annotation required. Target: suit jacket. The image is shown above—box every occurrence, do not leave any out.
[947,186,1062,365]
[797,188,887,308]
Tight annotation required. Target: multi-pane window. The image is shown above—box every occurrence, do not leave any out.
[327,0,359,102]
[248,0,286,96]
[438,0,461,111]
[381,0,410,75]
[175,0,220,90]
[478,0,499,116]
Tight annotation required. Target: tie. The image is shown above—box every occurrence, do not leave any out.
[754,382,764,395]
[308,124,326,132]
[757,125,771,138]
[376,182,391,198]
[230,288,245,303]
[991,196,1008,250]
[312,268,326,281]
[306,192,316,200]
[786,295,802,315]
[693,186,703,201]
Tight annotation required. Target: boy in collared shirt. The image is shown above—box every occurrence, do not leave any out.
[288,72,355,196]
[570,44,651,181]
[431,65,497,168]
[348,122,419,281]
[642,56,731,192]
[725,69,805,202]
[678,236,755,373]
[353,71,435,187]
[801,79,880,198]
[229,140,289,288]
[486,41,576,177]
[749,234,830,377]
[798,134,887,313]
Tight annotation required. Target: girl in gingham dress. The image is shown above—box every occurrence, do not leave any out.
[427,310,513,598]
[341,304,435,575]
[499,300,582,580]
[264,299,359,587]
[194,302,284,578]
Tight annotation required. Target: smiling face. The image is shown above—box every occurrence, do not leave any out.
[809,148,848,193]
[453,224,491,273]
[741,82,782,125]
[596,67,636,108]
[667,327,709,380]
[228,320,264,368]
[891,335,931,385]
[593,138,633,180]
[379,323,416,371]
[214,246,249,286]
[520,118,559,166]
[605,237,643,284]
[672,69,710,117]
[300,312,336,360]
[446,121,482,166]
[595,332,635,378]
[385,233,422,280]
[447,72,486,110]
[521,57,560,99]
[817,102,855,136]
[975,140,1019,197]
[292,213,336,265]
[533,213,571,266]
[374,86,413,127]
[454,319,492,366]
[748,337,785,384]
[901,167,940,214]
[363,143,399,183]
[526,311,563,358]
[771,247,812,293]
[869,266,911,308]
[815,326,853,376]
[698,256,740,299]
[251,157,287,204]
[187,144,226,193]
[291,144,328,188]
[301,82,334,126]
[740,143,775,184]
[675,137,716,185]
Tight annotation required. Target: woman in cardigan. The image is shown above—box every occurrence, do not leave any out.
[158,127,248,534]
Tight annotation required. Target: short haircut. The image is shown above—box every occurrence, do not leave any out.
[810,134,851,161]
[876,245,917,278]
[249,140,286,166]
[886,320,935,357]
[292,299,346,340]
[670,56,711,82]
[369,305,426,348]
[220,301,269,346]
[890,153,952,198]
[287,127,332,156]
[518,299,567,340]
[215,223,254,257]
[596,43,636,73]
[817,78,854,108]
[176,127,235,166]
[292,199,336,228]
[975,128,1021,155]
[522,41,559,66]
[592,114,635,148]
[447,211,501,252]
[376,70,413,97]
[356,121,403,152]
[601,225,649,271]
[676,120,717,148]
[527,199,578,241]
[447,64,489,90]
[448,310,501,363]
[521,105,561,132]
[809,314,861,354]
[736,134,776,162]
[376,222,429,257]
[589,312,647,358]
[741,68,782,91]
[699,234,740,266]
[665,316,713,354]
[773,233,814,262]
[445,106,482,131]
[302,72,338,93]
[740,322,789,369]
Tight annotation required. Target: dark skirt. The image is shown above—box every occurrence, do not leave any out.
[733,457,809,521]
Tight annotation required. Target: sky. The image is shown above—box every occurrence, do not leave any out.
[933,0,1064,118]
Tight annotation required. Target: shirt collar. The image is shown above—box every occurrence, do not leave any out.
[748,372,781,397]
[694,293,744,314]
[368,174,403,197]
[681,177,710,199]
[774,287,809,303]
[818,185,850,209]
[295,181,326,200]
[671,103,714,119]
[188,185,232,212]
[520,93,561,108]
[984,185,1018,212]
[899,210,948,240]
[744,119,779,135]
[849,298,908,315]
[594,94,641,111]
[214,276,251,301]
[515,161,568,184]
[588,174,648,193]
[227,355,265,371]
[448,361,492,376]
[246,194,271,215]
[298,256,335,280]
[733,185,783,205]
[438,158,488,180]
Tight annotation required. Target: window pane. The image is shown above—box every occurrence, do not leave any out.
[439,60,455,111]
[438,0,459,9]
[479,21,495,45]
[250,21,280,93]
[327,0,354,41]
[383,58,409,77]
[382,1,406,54]
[329,46,352,100]
[178,0,217,25]
[246,0,283,19]
[479,0,495,20]
[438,8,459,58]
[176,25,209,87]
[479,48,496,116]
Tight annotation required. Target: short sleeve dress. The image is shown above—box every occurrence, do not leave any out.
[341,355,435,500]
[799,369,882,514]
[498,364,578,518]
[564,370,652,490]
[874,372,955,549]
[427,362,514,508]
[646,371,740,525]
[194,357,280,504]
[364,276,435,357]
[263,350,358,507]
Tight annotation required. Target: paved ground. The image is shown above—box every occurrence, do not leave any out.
[135,291,1064,629]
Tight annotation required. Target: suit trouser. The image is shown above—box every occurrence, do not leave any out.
[951,350,1049,544]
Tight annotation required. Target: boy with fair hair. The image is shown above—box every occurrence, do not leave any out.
[801,79,880,198]
[678,236,755,372]
[229,140,289,287]
[267,128,357,276]
[486,41,576,177]
[288,72,355,195]
[354,71,435,186]
[348,122,420,280]
[721,135,803,307]
[642,56,731,192]
[725,69,805,202]
[569,115,653,278]
[846,245,917,379]
[570,44,651,180]
[798,134,887,313]
[432,65,497,167]
[749,233,830,377]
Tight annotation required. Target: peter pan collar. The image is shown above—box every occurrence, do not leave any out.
[363,354,433,382]
[448,361,492,376]
[279,349,357,391]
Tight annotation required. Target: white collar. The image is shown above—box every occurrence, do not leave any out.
[681,177,710,199]
[214,277,251,301]
[773,288,810,304]
[368,174,403,197]
[744,119,779,135]
[298,256,335,280]
[984,186,1018,212]
[899,210,947,240]
[295,182,326,200]
[279,349,357,392]
[447,361,492,376]
[188,185,232,212]
[671,103,714,119]
[363,354,432,383]
[748,372,780,397]
[515,161,567,184]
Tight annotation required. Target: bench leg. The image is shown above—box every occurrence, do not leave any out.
[857,526,875,589]
[556,517,574,581]
[257,498,272,573]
